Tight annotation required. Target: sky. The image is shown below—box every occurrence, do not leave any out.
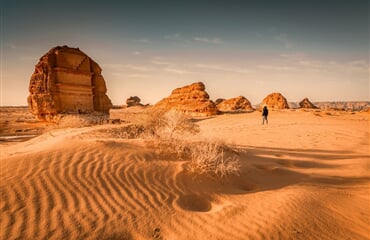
[1,0,369,106]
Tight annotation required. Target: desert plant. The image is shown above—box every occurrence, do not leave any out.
[105,124,146,139]
[153,138,191,160]
[44,112,108,131]
[139,109,199,160]
[143,109,199,140]
[187,141,241,178]
[127,109,241,177]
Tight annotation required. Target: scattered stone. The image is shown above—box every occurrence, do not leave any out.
[261,93,289,109]
[217,96,254,112]
[154,82,218,116]
[28,45,112,120]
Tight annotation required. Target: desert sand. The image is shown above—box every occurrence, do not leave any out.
[0,109,369,239]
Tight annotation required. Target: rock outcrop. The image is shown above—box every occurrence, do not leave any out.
[261,93,289,109]
[154,82,218,116]
[217,96,254,112]
[28,46,112,120]
[126,96,142,107]
[314,101,369,111]
[215,98,226,105]
[299,98,318,109]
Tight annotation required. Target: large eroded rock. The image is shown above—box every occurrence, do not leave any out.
[261,93,289,109]
[126,96,142,107]
[217,96,254,112]
[28,46,112,120]
[154,82,218,116]
[299,98,318,109]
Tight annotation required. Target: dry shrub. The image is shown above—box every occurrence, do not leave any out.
[141,109,198,160]
[143,109,199,140]
[142,109,241,177]
[105,124,146,139]
[44,112,108,131]
[153,138,191,160]
[187,141,241,178]
[110,109,241,177]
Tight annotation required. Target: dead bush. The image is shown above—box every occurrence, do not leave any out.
[105,124,146,139]
[144,110,240,177]
[143,109,199,139]
[187,141,241,178]
[122,109,241,177]
[43,112,108,132]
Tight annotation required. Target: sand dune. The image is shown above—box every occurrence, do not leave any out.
[1,110,369,239]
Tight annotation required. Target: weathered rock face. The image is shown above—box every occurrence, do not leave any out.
[215,98,226,105]
[126,96,142,107]
[154,82,218,116]
[217,96,254,112]
[28,46,112,120]
[261,93,289,109]
[299,98,318,109]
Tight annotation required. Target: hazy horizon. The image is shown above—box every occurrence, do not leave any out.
[1,0,369,106]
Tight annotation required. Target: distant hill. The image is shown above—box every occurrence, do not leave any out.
[287,101,369,111]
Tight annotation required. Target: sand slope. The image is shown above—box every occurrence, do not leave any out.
[1,110,369,239]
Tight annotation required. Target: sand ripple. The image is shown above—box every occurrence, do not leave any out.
[1,118,369,239]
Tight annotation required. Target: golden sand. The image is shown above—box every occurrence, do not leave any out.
[1,110,369,239]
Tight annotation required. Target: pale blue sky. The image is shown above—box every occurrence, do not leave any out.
[1,0,369,106]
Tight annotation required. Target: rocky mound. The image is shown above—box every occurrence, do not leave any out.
[126,96,143,107]
[261,93,289,109]
[215,98,226,105]
[299,98,318,109]
[154,82,218,116]
[217,96,254,112]
[28,45,112,120]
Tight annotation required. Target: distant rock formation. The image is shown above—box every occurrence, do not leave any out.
[215,98,226,105]
[261,93,289,109]
[217,96,254,112]
[299,98,318,109]
[28,46,112,120]
[126,96,142,107]
[154,82,218,116]
[314,101,369,111]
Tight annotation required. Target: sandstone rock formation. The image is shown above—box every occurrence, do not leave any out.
[215,98,226,105]
[315,101,369,111]
[261,93,289,109]
[299,98,318,109]
[217,96,254,112]
[28,46,112,120]
[154,82,218,116]
[126,96,142,107]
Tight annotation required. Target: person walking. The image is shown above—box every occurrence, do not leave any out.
[262,106,268,125]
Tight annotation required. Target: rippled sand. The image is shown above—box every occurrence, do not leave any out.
[1,110,369,239]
